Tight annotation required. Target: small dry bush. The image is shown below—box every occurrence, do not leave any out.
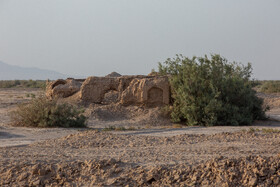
[102,126,136,131]
[10,97,87,128]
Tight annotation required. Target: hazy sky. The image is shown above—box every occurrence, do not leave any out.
[0,0,279,79]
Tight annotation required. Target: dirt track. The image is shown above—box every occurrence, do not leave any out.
[1,88,280,186]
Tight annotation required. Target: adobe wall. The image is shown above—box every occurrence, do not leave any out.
[46,75,170,106]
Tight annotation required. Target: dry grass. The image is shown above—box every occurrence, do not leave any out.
[102,126,137,131]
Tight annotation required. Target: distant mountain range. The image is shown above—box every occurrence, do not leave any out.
[0,61,68,80]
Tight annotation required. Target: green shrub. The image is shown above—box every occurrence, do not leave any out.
[10,97,87,128]
[158,54,267,126]
[260,81,280,93]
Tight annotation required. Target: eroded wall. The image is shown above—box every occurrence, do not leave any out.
[46,75,170,106]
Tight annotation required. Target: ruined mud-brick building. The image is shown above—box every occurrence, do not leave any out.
[46,73,170,106]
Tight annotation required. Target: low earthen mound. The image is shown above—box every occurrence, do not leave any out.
[105,71,122,77]
[85,103,170,126]
[1,156,280,186]
[257,92,280,109]
[2,127,280,186]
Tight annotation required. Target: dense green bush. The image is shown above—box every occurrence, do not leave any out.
[158,54,267,126]
[259,81,280,93]
[10,97,87,128]
[0,80,46,89]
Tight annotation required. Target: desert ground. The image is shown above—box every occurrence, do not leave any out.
[1,88,280,186]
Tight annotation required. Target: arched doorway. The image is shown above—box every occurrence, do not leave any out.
[147,87,163,105]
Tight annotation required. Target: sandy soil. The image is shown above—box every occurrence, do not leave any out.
[2,130,280,186]
[1,88,280,186]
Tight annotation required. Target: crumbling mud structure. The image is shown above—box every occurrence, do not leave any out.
[46,73,170,106]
